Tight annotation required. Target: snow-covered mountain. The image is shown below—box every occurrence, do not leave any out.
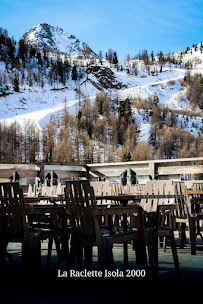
[22,23,97,57]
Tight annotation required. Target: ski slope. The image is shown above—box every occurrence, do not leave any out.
[3,98,78,130]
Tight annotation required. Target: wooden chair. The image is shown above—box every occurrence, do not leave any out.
[140,180,181,278]
[172,182,203,255]
[65,180,148,271]
[91,181,112,196]
[0,182,62,265]
[90,181,112,205]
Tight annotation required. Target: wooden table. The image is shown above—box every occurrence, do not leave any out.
[96,204,140,216]
[24,196,51,203]
[96,194,184,201]
[188,190,203,195]
[24,196,66,206]
[25,204,66,214]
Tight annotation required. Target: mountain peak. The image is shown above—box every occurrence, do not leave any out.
[22,23,97,56]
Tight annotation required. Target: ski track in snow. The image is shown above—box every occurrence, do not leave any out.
[3,99,77,130]
[1,95,96,130]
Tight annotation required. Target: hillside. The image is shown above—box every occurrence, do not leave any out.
[0,24,202,164]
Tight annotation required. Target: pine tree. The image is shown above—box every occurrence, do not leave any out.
[13,74,19,92]
[133,142,152,161]
[113,51,118,64]
[19,39,28,61]
[126,54,130,64]
[149,105,162,147]
[151,51,154,62]
[72,65,78,81]
[108,49,113,63]
[122,151,131,162]
[98,51,103,65]
[158,51,164,72]
[42,116,57,162]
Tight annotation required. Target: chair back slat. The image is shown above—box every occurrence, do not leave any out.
[173,182,188,219]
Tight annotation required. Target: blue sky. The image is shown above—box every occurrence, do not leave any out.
[0,0,202,60]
